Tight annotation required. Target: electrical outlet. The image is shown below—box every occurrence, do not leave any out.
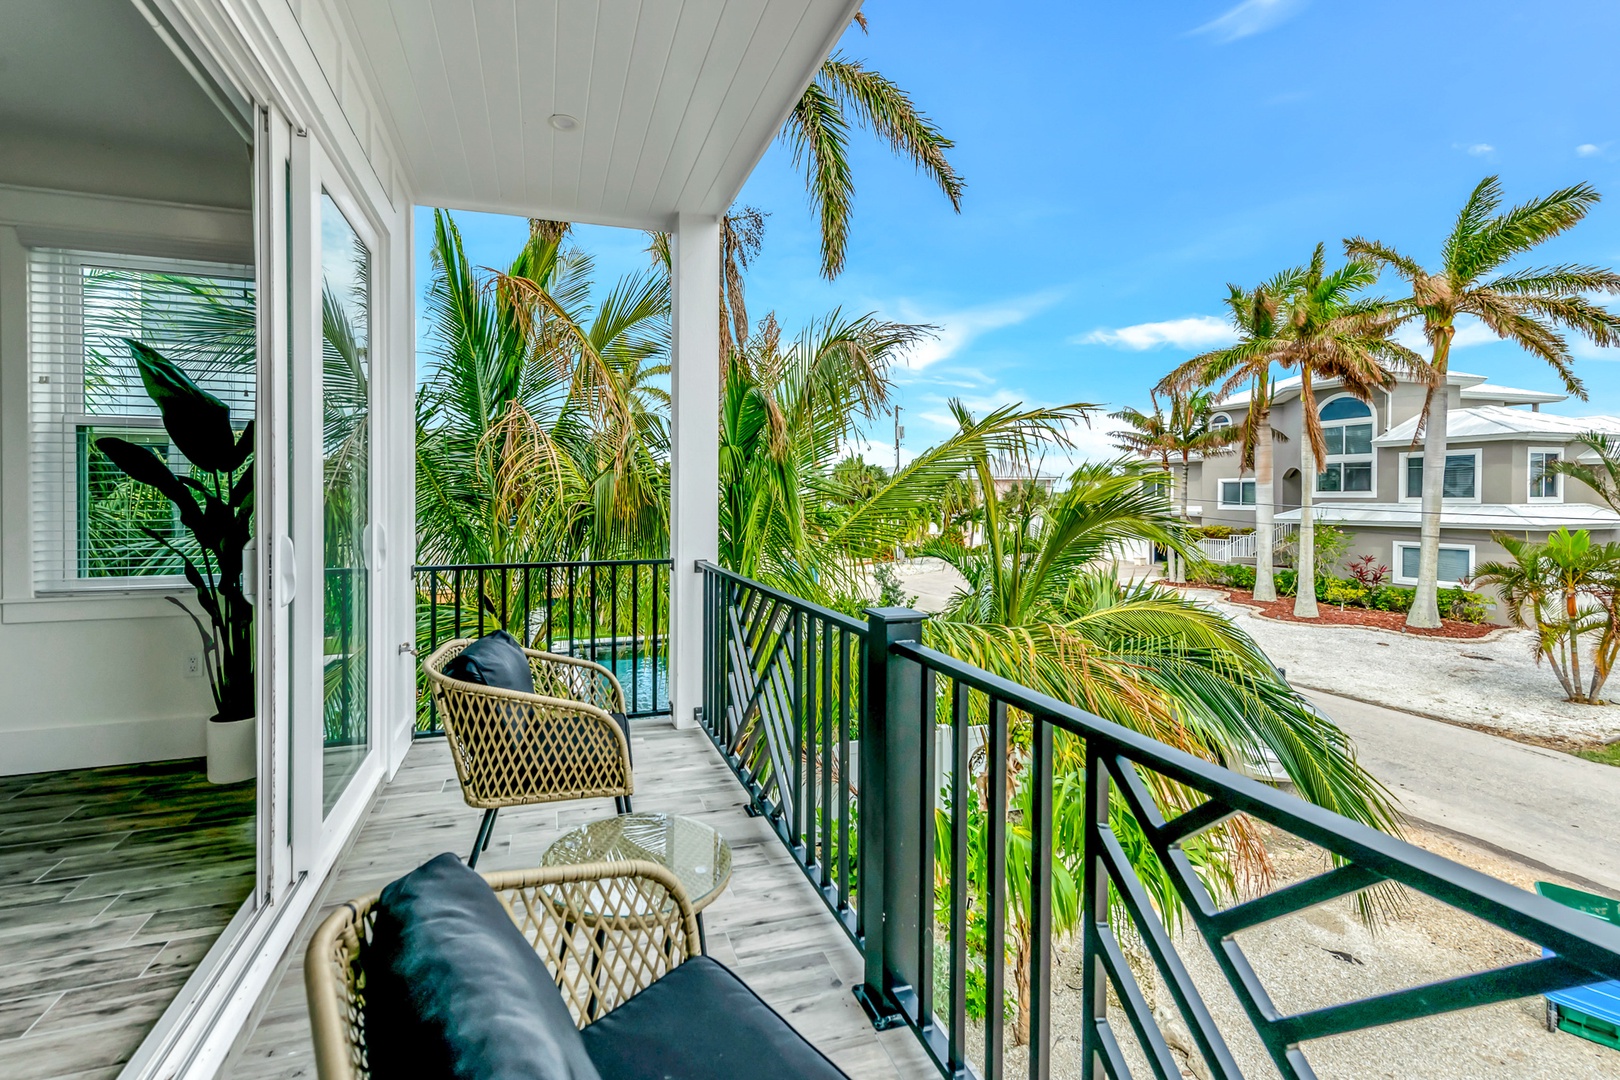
[185,652,203,678]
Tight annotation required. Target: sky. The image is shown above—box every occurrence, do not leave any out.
[414,0,1620,471]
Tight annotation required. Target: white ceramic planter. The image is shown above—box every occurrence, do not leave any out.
[207,715,256,785]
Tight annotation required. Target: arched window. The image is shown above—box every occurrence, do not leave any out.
[1316,396,1373,494]
[1210,413,1232,429]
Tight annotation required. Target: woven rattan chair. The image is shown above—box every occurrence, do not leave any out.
[304,860,700,1080]
[424,639,635,867]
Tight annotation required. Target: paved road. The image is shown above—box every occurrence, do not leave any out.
[1302,688,1620,896]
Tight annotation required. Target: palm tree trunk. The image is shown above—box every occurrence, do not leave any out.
[1408,353,1451,628]
[1567,586,1585,702]
[1254,411,1277,602]
[1295,435,1319,618]
[1174,456,1190,583]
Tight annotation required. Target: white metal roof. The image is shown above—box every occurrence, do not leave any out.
[1217,370,1489,410]
[1275,502,1620,530]
[1373,405,1620,447]
[332,0,859,227]
[1460,383,1566,405]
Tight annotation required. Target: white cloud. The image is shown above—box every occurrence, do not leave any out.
[1463,143,1495,156]
[1577,143,1604,158]
[1191,0,1306,43]
[890,292,1061,371]
[1076,314,1237,351]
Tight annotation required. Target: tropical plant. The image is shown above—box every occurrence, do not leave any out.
[95,341,255,723]
[916,413,1399,1043]
[415,210,672,578]
[1347,177,1620,629]
[1548,431,1620,517]
[1159,277,1293,601]
[1475,528,1620,704]
[1271,244,1424,618]
[784,14,964,279]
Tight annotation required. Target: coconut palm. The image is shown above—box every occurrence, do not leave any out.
[917,414,1399,1043]
[1273,245,1424,618]
[1159,278,1292,601]
[783,15,963,279]
[1346,177,1620,628]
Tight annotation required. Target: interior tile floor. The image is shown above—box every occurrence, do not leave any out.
[0,759,255,1080]
[228,719,937,1080]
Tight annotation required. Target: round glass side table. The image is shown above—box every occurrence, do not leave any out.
[540,811,732,950]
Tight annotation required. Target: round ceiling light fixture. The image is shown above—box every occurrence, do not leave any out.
[548,113,580,132]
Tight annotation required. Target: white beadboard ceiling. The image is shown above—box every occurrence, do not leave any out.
[331,0,857,227]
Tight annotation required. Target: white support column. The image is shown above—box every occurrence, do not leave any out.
[668,212,721,730]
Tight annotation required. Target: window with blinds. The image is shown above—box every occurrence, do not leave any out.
[28,249,256,593]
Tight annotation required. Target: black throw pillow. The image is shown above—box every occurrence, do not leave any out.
[580,955,849,1080]
[443,629,536,695]
[365,853,603,1080]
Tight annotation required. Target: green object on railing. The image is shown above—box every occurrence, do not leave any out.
[1537,881,1620,1051]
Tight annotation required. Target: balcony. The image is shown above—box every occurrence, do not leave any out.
[216,558,1620,1080]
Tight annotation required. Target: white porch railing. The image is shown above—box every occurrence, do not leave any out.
[1197,523,1297,564]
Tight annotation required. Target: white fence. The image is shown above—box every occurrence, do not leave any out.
[1197,523,1297,564]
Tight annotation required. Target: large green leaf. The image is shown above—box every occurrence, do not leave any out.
[127,339,238,472]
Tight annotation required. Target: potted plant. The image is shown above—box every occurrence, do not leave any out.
[97,340,255,783]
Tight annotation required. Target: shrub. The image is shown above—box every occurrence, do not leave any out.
[1320,580,1369,607]
[1223,564,1257,590]
[1275,569,1298,596]
[1184,563,1227,586]
[1441,588,1489,624]
[1368,585,1415,613]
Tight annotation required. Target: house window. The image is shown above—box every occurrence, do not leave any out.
[28,249,255,592]
[1394,542,1474,586]
[1402,450,1479,501]
[1210,413,1232,429]
[1315,396,1373,494]
[1529,448,1562,501]
[1219,478,1256,507]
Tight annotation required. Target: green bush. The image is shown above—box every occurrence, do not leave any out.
[1189,524,1251,540]
[1184,563,1227,586]
[1275,569,1298,596]
[1441,588,1489,624]
[1223,564,1257,590]
[1320,580,1369,607]
[1368,585,1414,612]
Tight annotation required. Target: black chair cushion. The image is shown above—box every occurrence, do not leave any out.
[580,955,848,1080]
[444,630,536,695]
[365,853,602,1080]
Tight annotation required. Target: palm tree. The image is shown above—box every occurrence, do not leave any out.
[415,210,671,570]
[783,15,964,279]
[1110,389,1232,582]
[1159,278,1291,601]
[1273,245,1423,618]
[1474,529,1620,703]
[917,416,1399,1043]
[1347,177,1620,628]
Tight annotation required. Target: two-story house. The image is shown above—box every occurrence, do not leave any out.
[1182,370,1620,591]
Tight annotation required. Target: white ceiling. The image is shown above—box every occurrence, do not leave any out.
[331,0,858,227]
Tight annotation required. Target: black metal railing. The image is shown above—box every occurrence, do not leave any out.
[696,566,1620,1080]
[415,559,672,734]
[699,563,865,943]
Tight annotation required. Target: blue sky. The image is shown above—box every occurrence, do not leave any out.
[415,0,1620,468]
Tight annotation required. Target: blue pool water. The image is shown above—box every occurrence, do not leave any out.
[584,644,669,716]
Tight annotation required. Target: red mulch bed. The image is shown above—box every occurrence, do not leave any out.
[1195,587,1496,639]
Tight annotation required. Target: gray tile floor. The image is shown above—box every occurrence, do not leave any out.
[0,759,255,1080]
[228,719,937,1080]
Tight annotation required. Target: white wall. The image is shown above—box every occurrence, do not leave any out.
[0,182,252,775]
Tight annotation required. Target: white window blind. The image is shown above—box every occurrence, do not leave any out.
[28,249,255,593]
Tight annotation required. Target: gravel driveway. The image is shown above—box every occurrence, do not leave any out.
[1181,587,1620,745]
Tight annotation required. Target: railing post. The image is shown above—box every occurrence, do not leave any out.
[854,606,926,1030]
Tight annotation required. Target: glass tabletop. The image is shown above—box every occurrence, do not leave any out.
[540,811,733,911]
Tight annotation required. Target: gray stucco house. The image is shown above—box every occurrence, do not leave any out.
[1181,370,1620,593]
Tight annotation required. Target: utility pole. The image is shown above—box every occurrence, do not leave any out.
[893,406,903,475]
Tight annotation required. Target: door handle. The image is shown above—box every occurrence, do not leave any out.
[276,534,297,607]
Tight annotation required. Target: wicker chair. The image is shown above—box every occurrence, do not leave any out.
[304,860,699,1080]
[423,639,635,867]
